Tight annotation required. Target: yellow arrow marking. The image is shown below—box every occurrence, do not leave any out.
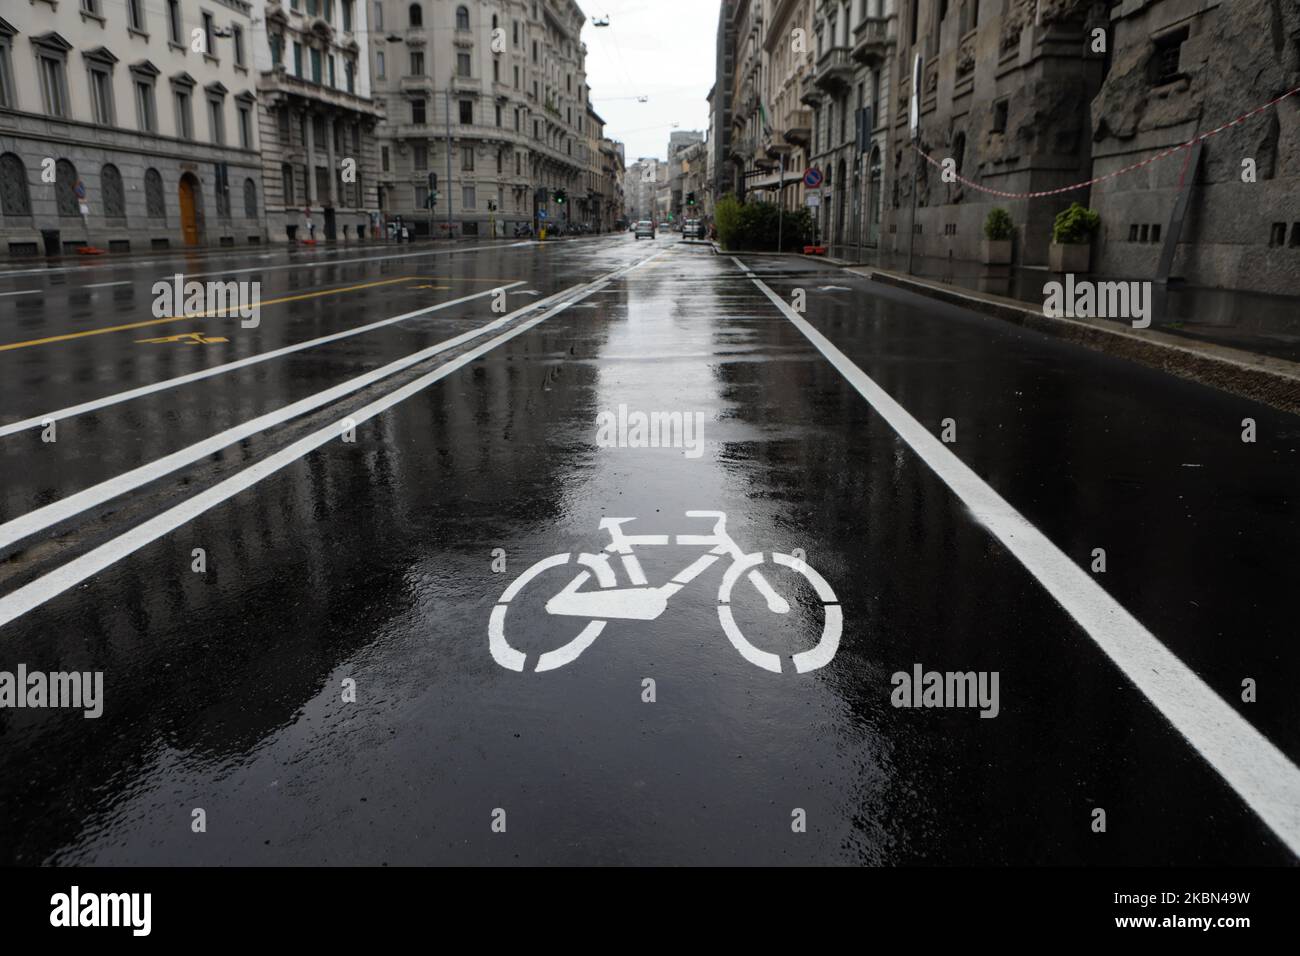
[136,331,230,345]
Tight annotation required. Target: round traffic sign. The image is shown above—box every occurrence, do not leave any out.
[803,167,823,188]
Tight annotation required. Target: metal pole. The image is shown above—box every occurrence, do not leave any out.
[445,80,453,238]
[777,152,785,253]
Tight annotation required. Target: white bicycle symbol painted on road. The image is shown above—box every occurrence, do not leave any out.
[489,511,841,674]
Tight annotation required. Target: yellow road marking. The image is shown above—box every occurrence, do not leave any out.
[0,275,444,353]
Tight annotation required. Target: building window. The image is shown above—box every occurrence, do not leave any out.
[244,178,257,218]
[343,1,353,32]
[0,34,13,110]
[238,104,252,148]
[201,12,216,57]
[328,54,336,87]
[459,99,473,124]
[311,48,322,84]
[135,79,157,132]
[381,146,390,172]
[514,108,520,130]
[55,159,78,217]
[101,164,125,218]
[208,97,225,144]
[167,0,182,45]
[37,48,70,119]
[373,2,383,30]
[1150,28,1188,86]
[0,153,32,218]
[410,51,424,75]
[456,5,470,31]
[463,185,475,208]
[493,59,500,83]
[992,98,1008,133]
[411,98,425,123]
[375,50,385,78]
[513,21,519,46]
[495,104,502,126]
[413,143,427,169]
[281,163,295,205]
[174,90,193,139]
[345,59,355,93]
[294,42,303,76]
[127,0,146,31]
[87,60,116,126]
[457,53,471,77]
[513,65,519,88]
[462,147,474,171]
[532,40,538,62]
[409,3,422,28]
[144,167,165,220]
[271,33,283,66]
[515,152,521,175]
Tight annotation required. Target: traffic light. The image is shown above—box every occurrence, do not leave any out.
[554,189,567,205]
[687,192,696,206]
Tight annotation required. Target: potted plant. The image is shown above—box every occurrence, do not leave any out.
[982,208,1014,264]
[1050,202,1100,273]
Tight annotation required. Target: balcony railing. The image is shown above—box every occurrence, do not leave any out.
[813,46,854,92]
[851,16,896,66]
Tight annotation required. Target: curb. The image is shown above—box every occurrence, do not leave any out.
[866,268,1300,417]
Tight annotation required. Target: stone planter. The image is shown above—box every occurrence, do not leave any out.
[982,238,1012,265]
[1050,241,1091,273]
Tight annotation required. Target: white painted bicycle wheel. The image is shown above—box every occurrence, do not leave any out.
[717,552,842,674]
[489,552,617,672]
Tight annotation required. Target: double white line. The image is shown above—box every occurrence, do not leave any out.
[0,250,664,630]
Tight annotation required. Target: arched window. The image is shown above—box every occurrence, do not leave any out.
[243,177,257,218]
[456,5,470,30]
[0,153,32,218]
[145,168,166,220]
[101,164,126,218]
[55,159,79,217]
[408,3,422,27]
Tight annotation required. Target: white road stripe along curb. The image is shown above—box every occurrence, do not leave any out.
[733,256,1300,859]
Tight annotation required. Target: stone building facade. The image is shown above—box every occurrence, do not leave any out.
[253,0,382,243]
[0,0,265,257]
[370,0,589,237]
[1089,0,1300,294]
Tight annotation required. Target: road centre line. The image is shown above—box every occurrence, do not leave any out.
[0,289,41,298]
[0,274,602,553]
[731,255,1300,859]
[0,249,665,629]
[0,275,440,353]
[0,282,525,438]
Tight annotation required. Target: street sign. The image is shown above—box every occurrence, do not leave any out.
[803,167,823,189]
[538,210,548,219]
[910,54,923,142]
[805,194,820,207]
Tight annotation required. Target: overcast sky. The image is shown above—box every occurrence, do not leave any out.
[580,0,721,162]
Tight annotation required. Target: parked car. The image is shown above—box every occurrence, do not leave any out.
[682,219,704,239]
[634,220,656,240]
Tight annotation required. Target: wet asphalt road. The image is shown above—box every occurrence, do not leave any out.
[0,235,1296,865]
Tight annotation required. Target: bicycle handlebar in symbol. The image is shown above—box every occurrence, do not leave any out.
[489,511,841,674]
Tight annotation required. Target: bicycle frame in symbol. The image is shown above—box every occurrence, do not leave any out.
[489,511,841,674]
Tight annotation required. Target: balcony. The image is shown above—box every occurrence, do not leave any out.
[813,46,855,93]
[782,108,812,147]
[257,67,380,116]
[851,15,896,67]
[798,72,823,107]
[452,74,481,93]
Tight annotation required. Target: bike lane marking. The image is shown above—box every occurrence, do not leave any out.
[0,282,525,438]
[0,249,668,630]
[732,256,1300,858]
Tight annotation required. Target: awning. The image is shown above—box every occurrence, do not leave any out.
[747,170,805,191]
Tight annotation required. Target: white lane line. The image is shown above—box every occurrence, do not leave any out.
[0,290,40,298]
[0,250,665,630]
[83,281,131,289]
[0,282,525,439]
[733,256,1300,859]
[0,277,597,553]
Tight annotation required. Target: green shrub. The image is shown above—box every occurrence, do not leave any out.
[715,196,813,252]
[1052,202,1100,245]
[983,207,1014,241]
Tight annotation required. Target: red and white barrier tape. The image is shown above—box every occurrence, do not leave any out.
[911,85,1300,200]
